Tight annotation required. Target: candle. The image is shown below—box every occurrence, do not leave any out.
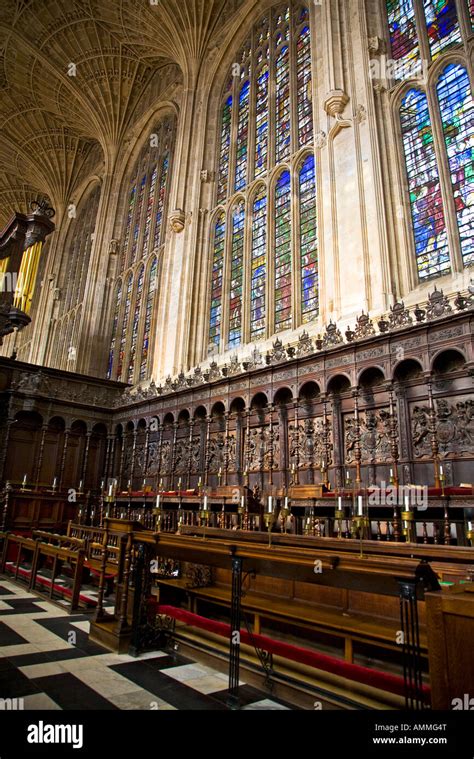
[52,477,57,488]
[78,480,83,491]
[267,496,273,513]
[142,479,146,490]
[108,484,113,497]
[203,495,209,511]
[159,479,163,490]
[404,495,410,511]
[177,478,182,489]
[389,468,393,478]
[22,474,27,486]
[100,479,105,491]
[240,495,245,510]
[338,496,342,509]
[156,494,161,508]
[127,479,131,490]
[346,470,350,481]
[468,521,473,531]
[198,477,202,488]
[357,496,364,516]
[284,496,289,510]
[439,465,443,476]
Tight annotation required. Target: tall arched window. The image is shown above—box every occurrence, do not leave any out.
[208,3,317,354]
[53,183,101,370]
[387,1,473,280]
[107,116,175,382]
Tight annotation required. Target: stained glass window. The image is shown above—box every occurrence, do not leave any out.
[297,25,313,147]
[250,187,267,339]
[107,280,122,379]
[154,151,170,249]
[235,81,250,191]
[255,65,269,177]
[470,0,474,28]
[274,171,292,332]
[131,173,146,265]
[275,44,291,162]
[423,0,460,59]
[121,186,135,271]
[140,257,158,380]
[228,200,245,348]
[217,96,232,202]
[299,155,319,322]
[108,118,175,381]
[127,266,145,383]
[142,165,157,258]
[117,273,133,380]
[386,0,419,67]
[209,212,226,348]
[209,4,317,352]
[437,64,474,267]
[400,88,450,279]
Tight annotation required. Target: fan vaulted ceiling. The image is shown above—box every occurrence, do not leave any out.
[0,0,247,226]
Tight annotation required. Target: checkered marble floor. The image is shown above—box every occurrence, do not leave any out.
[0,579,294,711]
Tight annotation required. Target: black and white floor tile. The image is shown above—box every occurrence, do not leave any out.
[0,580,294,711]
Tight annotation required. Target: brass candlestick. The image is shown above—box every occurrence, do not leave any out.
[280,502,290,534]
[263,511,276,547]
[153,508,162,532]
[199,508,211,539]
[466,522,474,547]
[401,509,415,543]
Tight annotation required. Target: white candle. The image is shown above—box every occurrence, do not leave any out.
[78,480,83,491]
[159,479,163,490]
[108,484,113,497]
[240,495,245,510]
[358,496,364,516]
[203,495,209,511]
[22,474,27,486]
[156,494,161,508]
[267,496,273,513]
[127,479,131,489]
[404,495,410,511]
[337,496,342,509]
[439,465,443,476]
[468,521,473,531]
[346,470,350,481]
[52,477,57,488]
[284,497,289,510]
[389,468,393,478]
[177,478,182,490]
[100,480,105,491]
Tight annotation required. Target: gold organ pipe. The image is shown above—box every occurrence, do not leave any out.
[13,241,43,314]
